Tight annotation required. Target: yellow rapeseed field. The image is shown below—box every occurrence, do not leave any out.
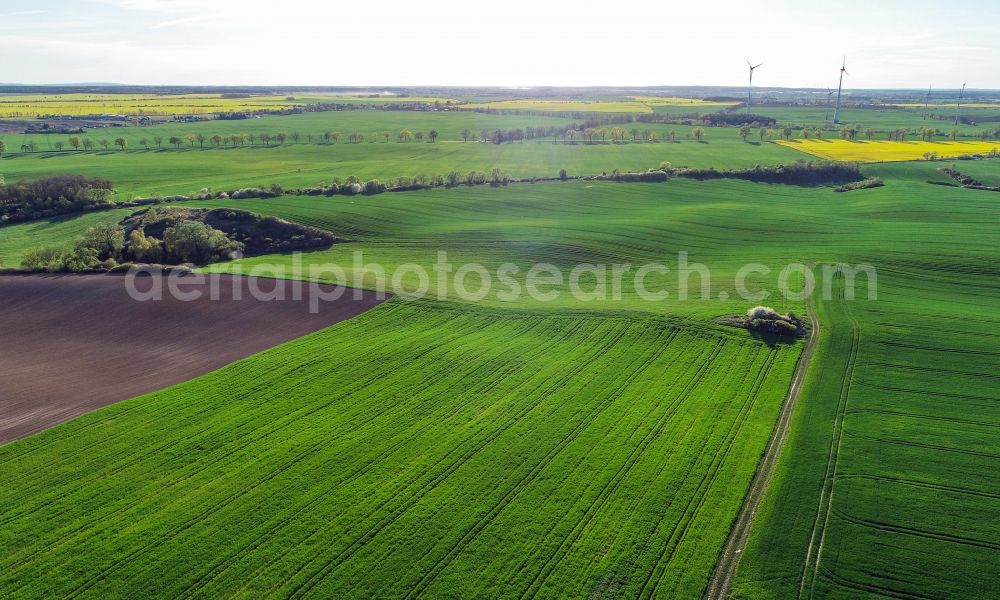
[0,93,302,117]
[0,93,459,117]
[776,139,1000,162]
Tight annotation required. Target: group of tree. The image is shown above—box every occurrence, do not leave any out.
[0,174,114,223]
[21,219,243,272]
[676,160,864,186]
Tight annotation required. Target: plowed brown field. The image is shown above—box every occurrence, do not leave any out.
[0,274,386,444]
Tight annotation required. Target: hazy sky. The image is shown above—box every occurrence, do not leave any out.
[2,0,998,89]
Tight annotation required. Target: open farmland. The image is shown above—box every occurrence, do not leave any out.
[777,139,1000,162]
[5,0,1000,595]
[0,300,800,598]
[1,77,999,600]
[3,154,998,597]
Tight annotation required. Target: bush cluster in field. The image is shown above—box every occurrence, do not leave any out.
[833,177,884,192]
[745,306,805,336]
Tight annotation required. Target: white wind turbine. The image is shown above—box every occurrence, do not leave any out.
[833,57,848,124]
[955,83,967,125]
[746,60,763,115]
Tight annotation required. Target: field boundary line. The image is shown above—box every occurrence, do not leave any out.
[703,298,820,600]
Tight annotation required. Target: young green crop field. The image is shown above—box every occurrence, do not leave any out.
[749,106,999,134]
[1,99,998,598]
[734,264,1000,599]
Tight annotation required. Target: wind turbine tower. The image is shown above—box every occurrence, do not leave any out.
[955,83,966,125]
[746,60,763,115]
[923,85,932,120]
[833,57,848,124]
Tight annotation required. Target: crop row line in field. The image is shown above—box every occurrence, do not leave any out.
[483,327,700,596]
[799,312,860,600]
[815,564,939,600]
[860,383,999,404]
[875,340,1000,357]
[612,338,730,597]
[286,322,639,598]
[829,506,1000,551]
[639,346,765,598]
[844,408,1000,429]
[866,361,1000,381]
[833,474,1000,500]
[642,348,778,599]
[840,429,1000,459]
[60,430,337,599]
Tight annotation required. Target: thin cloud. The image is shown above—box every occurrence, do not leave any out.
[1,9,49,17]
[152,15,214,29]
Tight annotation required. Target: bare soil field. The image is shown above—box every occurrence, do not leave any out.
[0,274,387,444]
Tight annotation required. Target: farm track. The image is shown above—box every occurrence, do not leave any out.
[704,299,819,600]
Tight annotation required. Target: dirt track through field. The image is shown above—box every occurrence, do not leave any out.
[703,299,820,600]
[0,274,387,445]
